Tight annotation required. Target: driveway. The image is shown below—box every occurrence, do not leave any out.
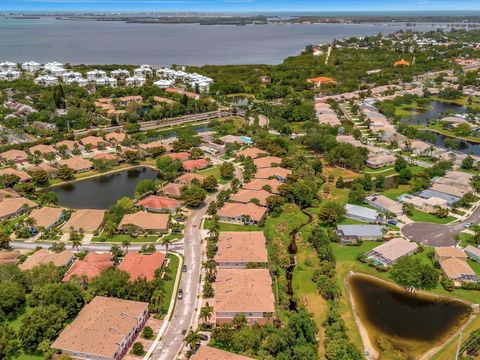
[401,204,480,246]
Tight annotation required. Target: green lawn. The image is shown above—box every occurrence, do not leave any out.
[407,209,456,224]
[91,234,159,243]
[160,233,183,242]
[5,306,43,360]
[338,218,366,225]
[197,165,229,184]
[162,253,181,316]
[468,259,480,277]
[204,218,261,232]
[382,184,411,201]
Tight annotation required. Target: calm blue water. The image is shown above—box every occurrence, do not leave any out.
[0,17,442,65]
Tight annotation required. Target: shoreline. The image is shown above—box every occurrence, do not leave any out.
[40,163,158,191]
[344,272,477,360]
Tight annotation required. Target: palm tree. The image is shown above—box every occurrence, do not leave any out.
[0,232,11,249]
[160,236,174,255]
[184,331,201,350]
[71,235,82,251]
[150,288,167,313]
[199,302,213,324]
[121,237,131,253]
[204,259,217,279]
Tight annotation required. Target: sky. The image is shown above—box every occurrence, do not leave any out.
[1,0,480,12]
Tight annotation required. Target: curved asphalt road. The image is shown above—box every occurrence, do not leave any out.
[402,204,480,247]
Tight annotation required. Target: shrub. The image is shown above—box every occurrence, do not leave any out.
[132,342,144,356]
[142,326,154,339]
[441,277,455,292]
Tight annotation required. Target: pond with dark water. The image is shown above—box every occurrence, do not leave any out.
[50,167,159,209]
[349,274,472,358]
[401,100,468,125]
[423,131,480,155]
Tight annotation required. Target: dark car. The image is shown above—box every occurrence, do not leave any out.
[198,333,209,341]
[183,265,187,272]
[178,289,183,300]
[387,219,398,225]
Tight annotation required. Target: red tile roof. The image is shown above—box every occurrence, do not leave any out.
[118,252,165,281]
[182,158,209,171]
[163,152,190,162]
[136,195,180,211]
[63,253,113,282]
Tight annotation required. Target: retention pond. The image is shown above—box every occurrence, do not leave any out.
[348,274,472,359]
[50,167,159,209]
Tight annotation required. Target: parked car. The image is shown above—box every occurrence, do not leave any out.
[178,289,183,300]
[198,333,209,341]
[182,265,187,272]
[465,222,472,228]
[387,219,398,225]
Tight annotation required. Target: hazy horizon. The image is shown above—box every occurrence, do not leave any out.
[2,0,480,12]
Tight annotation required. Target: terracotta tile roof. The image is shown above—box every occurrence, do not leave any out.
[253,156,282,169]
[0,196,38,219]
[191,346,253,360]
[51,296,148,358]
[136,195,180,211]
[307,76,336,84]
[254,167,291,180]
[229,189,271,206]
[80,135,105,147]
[0,149,28,162]
[105,132,125,143]
[62,209,105,233]
[92,153,119,162]
[118,95,143,103]
[118,211,169,232]
[242,178,281,194]
[182,158,209,171]
[29,144,56,155]
[236,147,267,159]
[140,141,173,153]
[0,168,32,182]
[394,59,411,67]
[175,173,206,185]
[58,157,94,172]
[216,232,268,264]
[29,206,63,229]
[19,249,74,271]
[27,163,58,175]
[55,140,78,151]
[217,202,267,222]
[161,151,190,162]
[0,188,20,201]
[153,96,177,104]
[440,258,476,280]
[435,247,468,259]
[118,252,165,281]
[160,182,182,198]
[0,250,21,265]
[214,269,275,313]
[63,253,113,282]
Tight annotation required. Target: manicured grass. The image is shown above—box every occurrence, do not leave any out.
[468,259,480,277]
[458,232,474,247]
[338,218,366,225]
[197,165,229,184]
[162,253,180,315]
[382,184,411,201]
[394,101,431,118]
[160,233,183,242]
[203,218,261,232]
[91,234,159,243]
[364,165,396,176]
[407,209,456,224]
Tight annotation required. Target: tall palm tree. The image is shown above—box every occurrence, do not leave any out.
[121,237,131,253]
[71,235,82,251]
[151,288,167,313]
[199,302,213,324]
[184,331,201,350]
[160,236,174,255]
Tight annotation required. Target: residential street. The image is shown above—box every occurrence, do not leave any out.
[402,202,480,246]
[152,161,242,360]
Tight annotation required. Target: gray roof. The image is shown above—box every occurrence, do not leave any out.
[464,245,480,258]
[345,204,379,221]
[337,224,385,237]
[418,189,460,206]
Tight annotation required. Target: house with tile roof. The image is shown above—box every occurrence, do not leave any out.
[118,211,169,234]
[29,206,65,230]
[217,202,267,225]
[136,195,181,213]
[213,269,275,325]
[216,232,268,268]
[51,296,149,360]
[61,209,105,233]
[19,249,74,271]
[191,346,253,360]
[229,189,271,207]
[118,252,165,281]
[0,196,38,220]
[0,149,28,164]
[63,253,113,283]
